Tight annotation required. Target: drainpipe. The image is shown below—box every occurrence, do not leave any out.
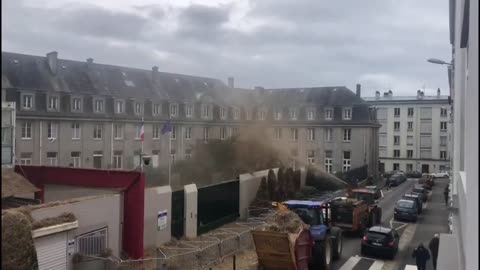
[111,122,114,167]
[39,121,42,165]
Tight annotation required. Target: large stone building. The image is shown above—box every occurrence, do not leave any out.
[1,51,380,180]
[364,90,452,173]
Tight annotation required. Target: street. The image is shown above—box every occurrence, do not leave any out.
[331,178,449,270]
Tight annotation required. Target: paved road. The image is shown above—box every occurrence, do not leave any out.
[330,179,417,270]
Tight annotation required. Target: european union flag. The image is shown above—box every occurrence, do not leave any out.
[161,120,172,134]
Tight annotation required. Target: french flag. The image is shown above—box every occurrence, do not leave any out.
[140,123,145,141]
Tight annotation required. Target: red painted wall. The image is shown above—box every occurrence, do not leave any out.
[15,165,145,259]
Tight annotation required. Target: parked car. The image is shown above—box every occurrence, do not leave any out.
[412,186,428,202]
[405,171,422,178]
[402,194,423,214]
[361,226,400,259]
[386,174,407,186]
[365,186,383,200]
[394,199,419,222]
[429,172,450,178]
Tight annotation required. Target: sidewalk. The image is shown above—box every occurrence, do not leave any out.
[400,178,450,270]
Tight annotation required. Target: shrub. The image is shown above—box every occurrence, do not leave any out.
[267,169,277,201]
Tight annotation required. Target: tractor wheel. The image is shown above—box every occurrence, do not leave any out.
[330,227,343,260]
[311,235,332,270]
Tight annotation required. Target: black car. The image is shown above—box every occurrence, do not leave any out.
[412,186,428,202]
[402,194,423,214]
[361,226,400,259]
[405,171,422,178]
[394,199,419,222]
[387,174,406,186]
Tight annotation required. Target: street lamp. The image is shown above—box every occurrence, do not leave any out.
[427,58,453,66]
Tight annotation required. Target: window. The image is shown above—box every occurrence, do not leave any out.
[440,136,447,146]
[325,151,333,173]
[72,97,82,112]
[134,102,143,115]
[307,128,315,141]
[72,123,81,139]
[153,125,160,139]
[233,108,240,120]
[258,110,266,120]
[394,136,400,145]
[186,104,193,118]
[393,150,400,158]
[325,128,333,142]
[325,108,333,120]
[220,107,227,119]
[274,128,282,140]
[21,122,32,139]
[307,150,315,164]
[171,126,176,140]
[185,149,192,160]
[440,122,447,131]
[115,100,125,114]
[290,128,298,141]
[439,165,446,172]
[289,109,297,120]
[343,151,351,172]
[202,104,210,119]
[408,108,414,117]
[113,151,123,169]
[406,164,413,172]
[394,122,400,130]
[232,127,240,137]
[343,108,352,120]
[153,104,161,116]
[203,127,209,142]
[440,151,447,160]
[76,228,107,256]
[170,103,178,117]
[47,96,59,111]
[22,94,33,110]
[152,150,160,168]
[343,128,351,141]
[440,108,448,117]
[274,108,282,120]
[407,136,414,145]
[114,124,123,139]
[20,153,32,165]
[408,121,413,131]
[407,150,414,158]
[93,151,103,169]
[47,122,57,140]
[394,108,400,117]
[246,110,252,120]
[94,99,104,113]
[220,127,226,140]
[185,127,192,140]
[93,124,102,139]
[46,152,57,166]
[135,124,142,139]
[71,152,81,168]
[393,163,400,171]
[307,108,315,120]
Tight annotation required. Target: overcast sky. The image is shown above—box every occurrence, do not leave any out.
[2,0,451,97]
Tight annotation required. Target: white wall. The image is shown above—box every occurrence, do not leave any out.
[144,186,172,248]
[238,168,279,219]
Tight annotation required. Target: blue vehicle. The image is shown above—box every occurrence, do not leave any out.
[394,199,419,222]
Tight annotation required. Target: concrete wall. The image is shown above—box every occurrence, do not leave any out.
[144,186,172,248]
[44,184,120,202]
[239,168,279,219]
[30,195,123,259]
[184,184,197,238]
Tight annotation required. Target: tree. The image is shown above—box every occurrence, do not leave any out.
[277,167,286,201]
[267,169,277,201]
[285,167,295,198]
[293,169,301,192]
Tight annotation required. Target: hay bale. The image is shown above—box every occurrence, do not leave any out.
[2,210,38,270]
[264,209,305,234]
[32,212,76,230]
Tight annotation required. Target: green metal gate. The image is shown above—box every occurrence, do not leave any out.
[171,190,184,239]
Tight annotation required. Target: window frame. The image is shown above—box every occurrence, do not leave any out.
[274,127,282,140]
[343,107,352,120]
[72,97,83,112]
[21,93,34,110]
[170,103,178,118]
[93,124,103,139]
[394,108,401,117]
[290,128,298,141]
[307,128,315,141]
[307,150,315,164]
[47,122,57,140]
[71,152,81,168]
[407,108,414,117]
[324,108,333,120]
[343,128,351,142]
[152,124,160,139]
[393,149,401,158]
[134,102,144,115]
[394,121,400,131]
[325,128,333,142]
[114,124,123,140]
[307,108,315,120]
[220,127,227,140]
[93,98,105,113]
[72,122,81,140]
[115,99,125,114]
[324,151,333,173]
[185,127,192,140]
[289,108,298,120]
[220,107,227,120]
[440,121,448,131]
[185,104,193,118]
[21,121,32,140]
[152,103,161,116]
[47,95,60,112]
[342,151,351,172]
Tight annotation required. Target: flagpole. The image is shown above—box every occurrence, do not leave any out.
[141,117,144,172]
[168,115,172,186]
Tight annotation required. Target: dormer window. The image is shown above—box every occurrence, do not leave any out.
[185,104,193,118]
[246,110,252,120]
[343,108,352,120]
[21,93,34,110]
[274,108,282,120]
[115,100,125,114]
[233,108,240,120]
[170,103,178,117]
[289,108,297,120]
[47,95,59,111]
[220,107,227,120]
[325,108,333,120]
[71,97,82,112]
[307,108,315,120]
[94,98,104,113]
[134,102,143,115]
[152,103,161,116]
[201,104,210,119]
[258,109,266,121]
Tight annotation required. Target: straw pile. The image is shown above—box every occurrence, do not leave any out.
[264,209,307,233]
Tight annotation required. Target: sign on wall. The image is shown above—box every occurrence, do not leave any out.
[158,210,168,231]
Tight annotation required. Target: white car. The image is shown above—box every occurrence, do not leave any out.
[429,172,450,178]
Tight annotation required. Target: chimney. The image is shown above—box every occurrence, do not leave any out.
[152,66,159,80]
[388,89,393,97]
[355,84,361,97]
[228,77,234,88]
[437,88,441,97]
[46,51,58,75]
[375,91,380,99]
[86,58,94,68]
[417,89,421,98]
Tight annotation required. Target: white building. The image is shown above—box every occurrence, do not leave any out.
[365,90,452,174]
[436,0,478,270]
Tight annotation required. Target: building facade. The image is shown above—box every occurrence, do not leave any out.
[1,51,380,180]
[365,90,452,174]
[2,100,16,167]
[437,0,478,270]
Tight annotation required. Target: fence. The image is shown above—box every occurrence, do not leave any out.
[171,190,185,239]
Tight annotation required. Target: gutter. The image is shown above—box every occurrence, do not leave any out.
[32,220,79,238]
